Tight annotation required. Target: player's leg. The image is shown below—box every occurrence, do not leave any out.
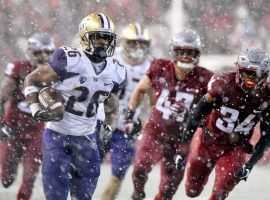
[154,144,185,200]
[101,129,135,200]
[132,131,163,200]
[210,148,246,200]
[42,129,71,200]
[185,129,216,198]
[0,130,23,188]
[17,126,43,200]
[69,133,101,200]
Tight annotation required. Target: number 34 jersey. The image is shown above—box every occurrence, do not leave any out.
[205,71,270,147]
[145,59,213,140]
[47,46,127,136]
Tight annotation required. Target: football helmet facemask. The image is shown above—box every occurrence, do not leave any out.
[235,48,270,92]
[120,23,150,64]
[170,29,202,69]
[78,13,116,63]
[26,33,55,66]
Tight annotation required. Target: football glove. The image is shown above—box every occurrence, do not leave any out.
[99,124,113,145]
[0,117,14,141]
[174,154,187,170]
[170,101,186,118]
[0,124,14,141]
[35,109,63,122]
[120,118,142,139]
[234,164,252,181]
[30,103,63,122]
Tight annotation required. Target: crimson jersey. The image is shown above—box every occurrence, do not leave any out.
[4,60,41,127]
[205,71,270,147]
[145,59,213,141]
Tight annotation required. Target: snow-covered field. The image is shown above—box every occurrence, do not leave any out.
[0,163,270,200]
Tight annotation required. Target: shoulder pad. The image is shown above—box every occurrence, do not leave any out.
[60,46,82,66]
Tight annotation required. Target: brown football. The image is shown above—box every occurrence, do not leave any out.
[38,87,65,118]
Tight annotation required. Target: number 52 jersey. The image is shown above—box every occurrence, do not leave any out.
[47,46,127,136]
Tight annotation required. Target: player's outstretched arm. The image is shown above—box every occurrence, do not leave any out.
[24,65,59,119]
[235,111,270,181]
[0,77,18,140]
[128,75,152,112]
[99,93,119,145]
[0,77,17,116]
[104,93,120,131]
[181,93,215,144]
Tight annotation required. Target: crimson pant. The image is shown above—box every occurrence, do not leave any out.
[0,122,44,200]
[132,129,184,200]
[185,129,247,200]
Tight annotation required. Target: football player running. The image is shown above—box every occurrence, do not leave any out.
[97,23,152,200]
[127,29,214,200]
[0,33,55,200]
[24,13,126,200]
[177,48,270,200]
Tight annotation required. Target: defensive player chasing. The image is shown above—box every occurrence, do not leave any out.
[176,48,270,200]
[127,29,213,200]
[0,33,55,200]
[24,13,126,200]
[98,22,152,200]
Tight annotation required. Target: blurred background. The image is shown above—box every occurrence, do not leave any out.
[1,0,270,74]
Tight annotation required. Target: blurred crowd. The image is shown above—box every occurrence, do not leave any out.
[1,0,270,72]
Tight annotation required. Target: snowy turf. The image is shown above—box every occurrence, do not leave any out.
[0,163,269,200]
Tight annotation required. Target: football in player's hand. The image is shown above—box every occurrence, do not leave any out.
[38,87,65,118]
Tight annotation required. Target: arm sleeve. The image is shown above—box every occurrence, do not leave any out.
[246,111,270,169]
[182,95,214,143]
[48,48,68,81]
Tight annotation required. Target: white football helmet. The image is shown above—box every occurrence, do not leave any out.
[26,33,55,65]
[170,29,202,69]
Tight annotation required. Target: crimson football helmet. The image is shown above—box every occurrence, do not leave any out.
[26,33,55,66]
[120,23,150,64]
[170,29,202,69]
[235,48,270,91]
[78,13,116,63]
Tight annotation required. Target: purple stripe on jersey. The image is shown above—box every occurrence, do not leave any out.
[48,48,67,81]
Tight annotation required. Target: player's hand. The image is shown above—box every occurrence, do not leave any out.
[234,164,251,181]
[34,109,55,121]
[0,124,14,141]
[120,119,142,139]
[99,124,113,145]
[174,154,187,170]
[170,101,186,118]
[30,103,63,122]
[174,143,189,170]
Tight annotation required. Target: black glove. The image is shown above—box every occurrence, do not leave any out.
[174,154,187,170]
[129,119,142,138]
[234,164,252,181]
[99,124,113,145]
[0,124,14,141]
[34,109,62,122]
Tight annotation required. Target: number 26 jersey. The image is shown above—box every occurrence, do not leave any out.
[47,46,127,136]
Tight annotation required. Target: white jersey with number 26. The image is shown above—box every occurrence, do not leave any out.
[46,46,127,136]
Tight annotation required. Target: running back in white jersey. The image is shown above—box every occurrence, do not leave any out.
[97,50,150,126]
[47,46,127,136]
